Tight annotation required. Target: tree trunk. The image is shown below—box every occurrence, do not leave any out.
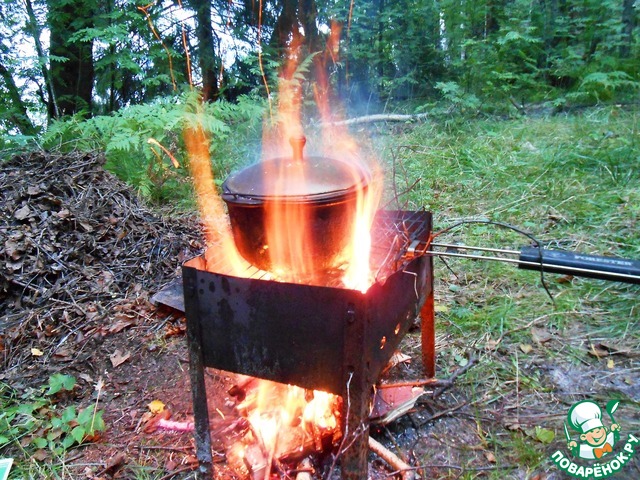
[300,0,320,52]
[47,0,95,118]
[269,0,298,51]
[191,0,219,102]
[0,59,37,135]
[24,0,57,118]
[620,0,635,58]
[376,0,385,79]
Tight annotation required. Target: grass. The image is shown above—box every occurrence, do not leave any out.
[380,105,639,477]
[3,104,638,478]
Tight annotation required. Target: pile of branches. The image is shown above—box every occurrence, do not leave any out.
[0,151,202,372]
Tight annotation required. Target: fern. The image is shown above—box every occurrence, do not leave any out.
[41,91,266,204]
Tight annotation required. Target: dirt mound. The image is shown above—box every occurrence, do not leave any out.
[0,151,201,375]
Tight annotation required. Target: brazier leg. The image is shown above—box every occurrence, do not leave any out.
[187,317,213,477]
[340,369,370,480]
[341,301,370,480]
[421,254,436,378]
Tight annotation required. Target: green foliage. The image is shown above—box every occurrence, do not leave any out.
[46,374,76,396]
[570,71,640,103]
[0,374,106,459]
[434,81,481,114]
[527,426,556,444]
[41,91,265,204]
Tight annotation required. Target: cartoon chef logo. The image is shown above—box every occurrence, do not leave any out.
[566,400,621,460]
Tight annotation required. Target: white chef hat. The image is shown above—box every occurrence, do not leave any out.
[568,400,604,434]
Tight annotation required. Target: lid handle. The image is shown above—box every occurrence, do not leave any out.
[290,135,306,163]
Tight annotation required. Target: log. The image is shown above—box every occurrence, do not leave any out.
[320,113,429,127]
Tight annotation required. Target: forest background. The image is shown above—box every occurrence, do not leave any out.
[0,0,638,171]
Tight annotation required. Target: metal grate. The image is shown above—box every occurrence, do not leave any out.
[199,210,432,288]
[370,210,432,283]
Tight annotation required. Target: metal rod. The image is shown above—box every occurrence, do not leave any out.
[430,242,521,255]
[428,250,640,282]
[428,251,521,264]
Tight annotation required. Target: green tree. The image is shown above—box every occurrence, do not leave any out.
[47,0,96,117]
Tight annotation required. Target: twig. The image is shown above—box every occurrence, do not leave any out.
[385,463,513,476]
[377,353,476,396]
[133,445,192,452]
[415,400,468,427]
[433,353,476,397]
[157,464,196,480]
[377,378,452,389]
[369,436,415,480]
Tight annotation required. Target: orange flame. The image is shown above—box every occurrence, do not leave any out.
[238,379,340,465]
[183,119,247,275]
[259,22,382,290]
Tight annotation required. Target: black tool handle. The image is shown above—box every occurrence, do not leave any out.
[518,247,640,284]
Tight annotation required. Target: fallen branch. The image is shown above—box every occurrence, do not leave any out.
[377,352,476,396]
[321,113,429,127]
[369,436,415,480]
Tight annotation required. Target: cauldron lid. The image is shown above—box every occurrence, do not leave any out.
[222,139,369,203]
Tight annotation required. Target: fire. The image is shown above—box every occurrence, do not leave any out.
[259,22,382,290]
[183,119,247,275]
[235,378,341,473]
[184,20,381,478]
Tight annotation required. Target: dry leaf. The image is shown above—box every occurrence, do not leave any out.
[31,347,44,356]
[4,240,23,260]
[52,348,73,360]
[148,400,166,414]
[108,318,135,334]
[109,349,130,367]
[56,208,71,219]
[381,351,412,375]
[32,449,49,461]
[27,185,42,195]
[79,221,94,233]
[519,344,533,354]
[165,458,178,471]
[531,327,552,344]
[588,343,610,358]
[104,452,126,475]
[143,409,171,433]
[6,259,24,271]
[14,205,31,220]
[556,275,574,284]
[607,358,615,369]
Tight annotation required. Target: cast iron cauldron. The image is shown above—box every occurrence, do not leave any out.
[221,136,371,275]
